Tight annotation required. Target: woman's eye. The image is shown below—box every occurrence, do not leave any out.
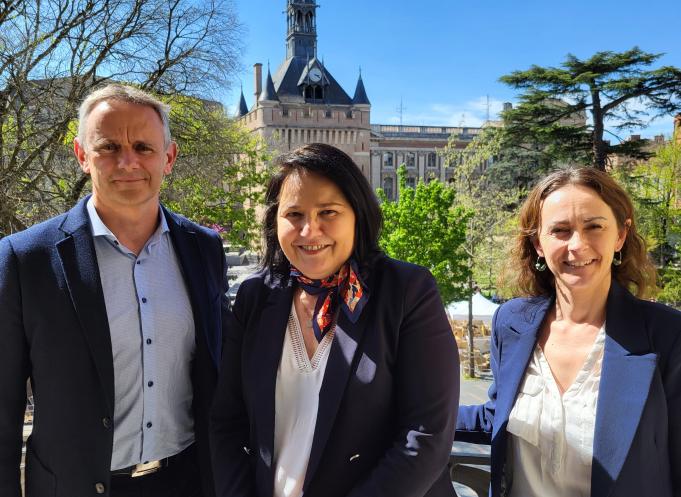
[320,210,337,216]
[285,212,302,218]
[551,228,568,234]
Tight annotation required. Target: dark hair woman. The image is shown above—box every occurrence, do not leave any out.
[210,143,460,497]
[456,167,681,497]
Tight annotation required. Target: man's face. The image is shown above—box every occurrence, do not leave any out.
[74,100,176,210]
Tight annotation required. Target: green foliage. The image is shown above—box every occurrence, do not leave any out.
[658,268,681,308]
[377,165,471,304]
[160,95,272,249]
[501,47,681,169]
[614,135,681,267]
[441,127,525,299]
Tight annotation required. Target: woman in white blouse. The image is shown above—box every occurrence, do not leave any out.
[456,167,681,497]
[210,143,460,497]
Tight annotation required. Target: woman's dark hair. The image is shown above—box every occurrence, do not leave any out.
[504,166,657,299]
[262,143,383,279]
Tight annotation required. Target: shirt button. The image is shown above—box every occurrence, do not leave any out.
[147,381,154,387]
[147,422,153,428]
[102,417,111,429]
[95,482,106,494]
[136,260,141,265]
[141,297,147,303]
[146,338,152,345]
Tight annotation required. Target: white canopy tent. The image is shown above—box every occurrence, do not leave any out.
[446,292,499,325]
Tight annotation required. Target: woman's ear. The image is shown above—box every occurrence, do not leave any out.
[532,237,544,258]
[616,219,631,252]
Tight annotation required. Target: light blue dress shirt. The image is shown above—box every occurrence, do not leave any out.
[86,198,196,470]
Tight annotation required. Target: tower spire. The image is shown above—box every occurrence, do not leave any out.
[286,0,318,59]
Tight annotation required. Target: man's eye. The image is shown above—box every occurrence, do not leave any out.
[135,144,153,152]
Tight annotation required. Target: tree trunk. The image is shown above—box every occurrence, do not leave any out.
[467,272,476,379]
[591,88,607,170]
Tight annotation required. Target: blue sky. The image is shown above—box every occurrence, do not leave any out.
[227,0,681,138]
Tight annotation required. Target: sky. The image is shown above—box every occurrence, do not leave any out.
[226,0,681,139]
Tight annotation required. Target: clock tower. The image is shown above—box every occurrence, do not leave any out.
[286,0,318,59]
[237,0,372,178]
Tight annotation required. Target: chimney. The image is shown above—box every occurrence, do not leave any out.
[254,63,262,105]
[503,102,513,112]
[629,134,641,142]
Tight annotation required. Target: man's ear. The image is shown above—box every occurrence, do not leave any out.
[73,138,90,174]
[163,141,178,176]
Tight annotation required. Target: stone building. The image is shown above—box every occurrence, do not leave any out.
[236,0,371,176]
[236,0,487,194]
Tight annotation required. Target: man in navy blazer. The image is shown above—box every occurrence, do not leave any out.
[0,85,226,497]
[456,280,681,497]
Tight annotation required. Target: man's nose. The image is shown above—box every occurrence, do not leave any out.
[117,148,139,170]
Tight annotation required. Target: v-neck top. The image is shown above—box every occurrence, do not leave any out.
[506,324,606,497]
[273,303,335,497]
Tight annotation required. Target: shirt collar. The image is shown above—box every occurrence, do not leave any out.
[86,196,169,244]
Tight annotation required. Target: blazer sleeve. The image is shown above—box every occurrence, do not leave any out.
[209,283,256,497]
[346,270,460,497]
[0,238,29,497]
[663,328,681,495]
[454,306,501,445]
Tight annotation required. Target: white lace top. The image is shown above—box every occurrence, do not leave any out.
[273,303,335,497]
[507,324,606,497]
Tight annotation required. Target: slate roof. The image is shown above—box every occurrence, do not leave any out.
[237,88,249,116]
[272,56,352,105]
[259,67,279,102]
[352,73,370,105]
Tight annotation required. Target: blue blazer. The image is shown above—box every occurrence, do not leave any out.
[456,280,681,497]
[0,196,226,497]
[210,256,460,497]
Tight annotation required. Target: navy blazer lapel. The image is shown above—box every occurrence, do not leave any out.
[165,210,221,369]
[494,297,551,438]
[591,281,656,497]
[254,284,292,497]
[56,198,115,414]
[303,298,370,490]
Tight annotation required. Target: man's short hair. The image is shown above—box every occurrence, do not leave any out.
[77,84,172,149]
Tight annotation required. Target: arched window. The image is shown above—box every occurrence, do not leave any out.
[383,177,394,200]
[427,152,437,168]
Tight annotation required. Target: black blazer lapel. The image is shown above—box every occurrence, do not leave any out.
[56,200,114,414]
[303,300,370,490]
[254,285,292,497]
[591,281,657,497]
[165,211,221,369]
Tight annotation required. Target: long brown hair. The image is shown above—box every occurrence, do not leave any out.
[505,167,656,298]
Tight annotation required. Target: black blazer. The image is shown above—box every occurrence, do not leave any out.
[210,256,460,497]
[0,196,227,497]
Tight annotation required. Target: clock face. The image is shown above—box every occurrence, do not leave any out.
[309,68,322,82]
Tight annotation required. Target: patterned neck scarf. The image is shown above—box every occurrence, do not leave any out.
[291,259,369,342]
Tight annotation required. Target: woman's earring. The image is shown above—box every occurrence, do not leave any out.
[612,251,622,266]
[534,256,547,272]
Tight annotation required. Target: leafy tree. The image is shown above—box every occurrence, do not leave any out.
[161,96,272,249]
[377,165,470,305]
[441,127,525,377]
[614,133,681,267]
[501,47,681,170]
[0,0,243,236]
